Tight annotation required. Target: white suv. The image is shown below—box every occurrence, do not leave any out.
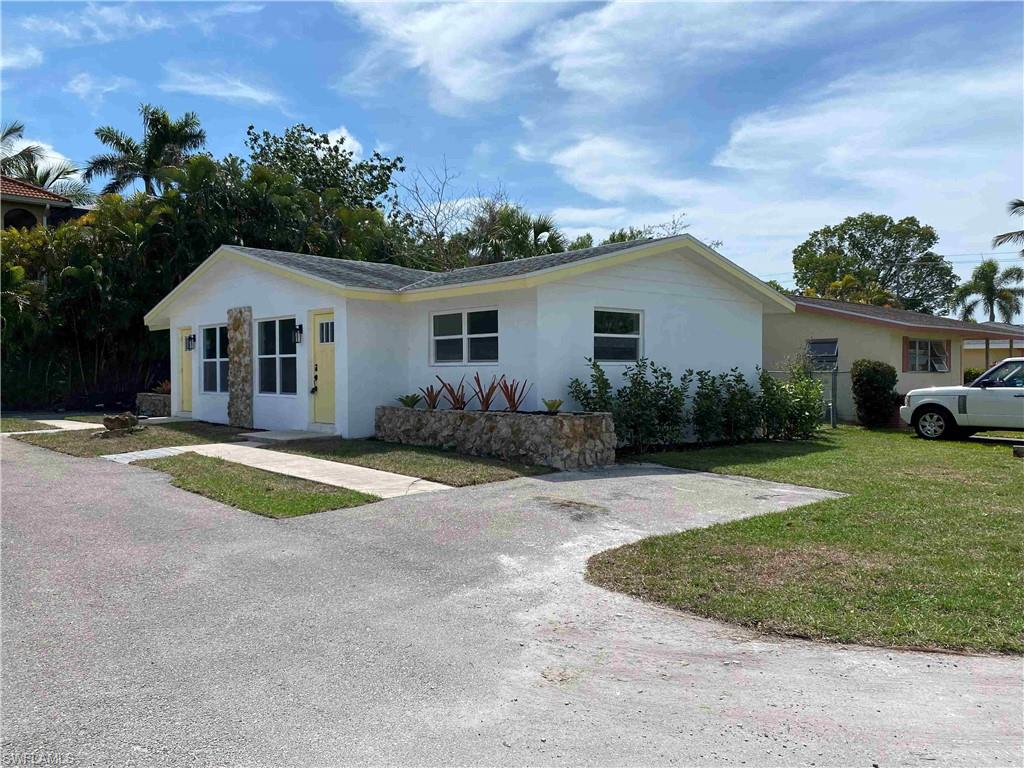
[900,357,1024,439]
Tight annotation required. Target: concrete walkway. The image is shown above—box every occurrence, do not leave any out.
[35,419,102,431]
[1,419,100,437]
[100,442,451,498]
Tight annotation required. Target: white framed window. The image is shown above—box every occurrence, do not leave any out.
[594,308,642,362]
[318,320,335,344]
[909,339,949,373]
[257,317,298,394]
[201,325,229,393]
[430,308,498,364]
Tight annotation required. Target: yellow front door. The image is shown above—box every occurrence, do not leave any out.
[179,327,193,412]
[312,312,336,424]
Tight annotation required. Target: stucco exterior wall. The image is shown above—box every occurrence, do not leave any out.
[962,342,1021,373]
[162,246,774,437]
[1,200,47,227]
[536,251,764,405]
[168,258,345,433]
[763,311,967,421]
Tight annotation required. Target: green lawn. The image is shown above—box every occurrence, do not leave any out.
[589,427,1023,654]
[137,453,377,518]
[0,417,52,432]
[14,421,250,457]
[272,437,552,487]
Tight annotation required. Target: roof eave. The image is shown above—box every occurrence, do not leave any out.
[795,302,1021,339]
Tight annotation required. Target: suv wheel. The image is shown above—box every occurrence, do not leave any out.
[914,407,951,440]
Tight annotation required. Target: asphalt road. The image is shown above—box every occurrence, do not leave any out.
[2,437,1021,767]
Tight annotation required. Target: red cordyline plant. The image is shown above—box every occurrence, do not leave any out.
[418,383,443,410]
[437,375,477,410]
[498,376,532,412]
[470,372,500,411]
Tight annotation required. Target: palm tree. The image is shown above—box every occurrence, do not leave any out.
[84,104,206,195]
[466,201,567,264]
[992,198,1024,257]
[1,121,43,175]
[14,158,94,205]
[952,259,1024,366]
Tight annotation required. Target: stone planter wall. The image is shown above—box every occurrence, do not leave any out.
[375,406,616,470]
[136,392,170,417]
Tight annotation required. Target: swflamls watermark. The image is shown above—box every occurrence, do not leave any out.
[1,749,77,766]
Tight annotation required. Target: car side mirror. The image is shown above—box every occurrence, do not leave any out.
[976,379,991,388]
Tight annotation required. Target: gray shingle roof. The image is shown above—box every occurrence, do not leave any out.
[792,295,1020,337]
[398,238,656,290]
[228,237,659,293]
[229,246,433,291]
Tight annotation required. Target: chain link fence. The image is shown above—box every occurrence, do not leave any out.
[764,369,850,427]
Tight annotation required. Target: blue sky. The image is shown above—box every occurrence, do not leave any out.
[1,1,1022,291]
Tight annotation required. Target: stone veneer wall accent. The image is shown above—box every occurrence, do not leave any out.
[226,306,253,429]
[375,406,616,470]
[136,392,170,417]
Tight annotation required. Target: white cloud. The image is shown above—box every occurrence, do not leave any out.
[341,1,835,113]
[327,126,363,159]
[0,46,43,71]
[160,64,283,109]
[534,2,834,103]
[22,2,168,44]
[519,61,1023,280]
[63,72,134,108]
[337,1,564,114]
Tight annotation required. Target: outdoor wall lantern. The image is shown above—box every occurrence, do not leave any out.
[293,323,304,344]
[185,333,196,351]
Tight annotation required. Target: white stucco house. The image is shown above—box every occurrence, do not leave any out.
[144,235,794,437]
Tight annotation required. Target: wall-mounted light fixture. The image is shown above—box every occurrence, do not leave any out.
[293,323,304,344]
[185,333,197,351]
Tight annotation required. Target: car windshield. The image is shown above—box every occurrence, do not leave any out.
[979,361,1024,387]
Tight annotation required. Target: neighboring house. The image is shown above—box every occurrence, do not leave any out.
[962,322,1024,372]
[0,175,72,229]
[763,296,1018,421]
[144,235,793,436]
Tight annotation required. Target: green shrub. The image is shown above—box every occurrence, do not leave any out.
[568,358,614,412]
[850,359,898,427]
[964,367,985,385]
[757,368,789,440]
[722,368,759,442]
[785,366,825,438]
[613,358,688,452]
[691,370,725,443]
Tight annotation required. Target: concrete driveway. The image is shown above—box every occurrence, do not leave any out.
[2,438,1021,767]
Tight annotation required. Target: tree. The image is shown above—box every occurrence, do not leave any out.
[460,199,566,264]
[818,273,898,306]
[792,213,958,314]
[764,279,790,294]
[244,124,403,210]
[567,233,593,250]
[398,161,472,271]
[603,226,651,244]
[0,121,43,175]
[84,104,206,195]
[13,158,94,205]
[951,259,1024,367]
[992,198,1024,258]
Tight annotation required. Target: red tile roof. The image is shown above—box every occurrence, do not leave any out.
[0,175,73,205]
